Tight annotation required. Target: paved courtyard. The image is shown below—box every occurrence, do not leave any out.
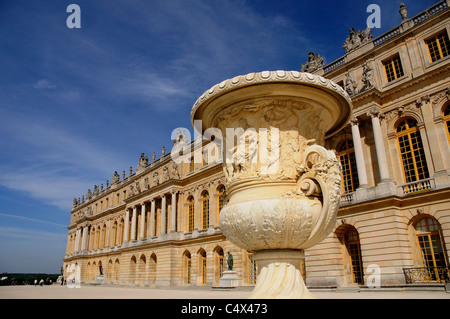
[1,284,449,299]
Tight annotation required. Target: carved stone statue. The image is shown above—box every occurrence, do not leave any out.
[301,51,324,73]
[86,189,92,200]
[93,185,99,196]
[343,27,372,53]
[399,3,408,20]
[227,252,233,271]
[137,153,149,171]
[112,171,120,184]
[153,171,159,186]
[135,181,141,194]
[344,73,358,96]
[173,129,189,147]
[361,62,375,91]
[128,184,134,197]
[163,166,170,180]
[171,161,180,179]
[72,198,78,208]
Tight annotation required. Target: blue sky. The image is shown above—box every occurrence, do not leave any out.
[0,0,438,273]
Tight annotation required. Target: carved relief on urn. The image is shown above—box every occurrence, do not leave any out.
[191,71,352,298]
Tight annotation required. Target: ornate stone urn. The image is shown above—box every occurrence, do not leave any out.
[191,71,352,298]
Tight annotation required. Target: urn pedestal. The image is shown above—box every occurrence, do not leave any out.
[191,71,352,298]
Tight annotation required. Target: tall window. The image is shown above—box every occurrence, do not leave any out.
[218,185,225,215]
[216,248,224,283]
[414,217,448,281]
[346,228,364,285]
[426,31,450,63]
[444,104,450,145]
[396,118,430,183]
[188,196,194,232]
[202,192,209,229]
[383,54,404,82]
[200,250,207,285]
[337,140,359,194]
[184,251,191,285]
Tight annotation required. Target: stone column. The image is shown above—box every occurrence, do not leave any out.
[350,117,369,187]
[115,220,121,246]
[75,228,82,252]
[170,191,177,232]
[81,226,89,251]
[420,97,450,184]
[73,230,78,252]
[150,199,156,237]
[123,208,130,244]
[139,203,146,239]
[369,110,391,181]
[131,206,137,241]
[161,195,167,235]
[105,219,111,248]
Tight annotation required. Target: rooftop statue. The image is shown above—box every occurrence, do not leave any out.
[343,27,372,53]
[301,51,324,73]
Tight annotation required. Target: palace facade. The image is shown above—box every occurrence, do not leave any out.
[63,1,450,289]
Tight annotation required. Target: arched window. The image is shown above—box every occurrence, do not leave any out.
[130,255,137,284]
[202,191,210,229]
[184,251,192,285]
[187,196,194,232]
[149,253,157,285]
[414,217,447,281]
[444,104,450,145]
[396,118,429,183]
[114,259,120,282]
[200,249,207,285]
[217,185,225,215]
[345,228,364,285]
[337,140,359,193]
[215,247,224,283]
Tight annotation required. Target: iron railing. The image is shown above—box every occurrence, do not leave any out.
[403,267,450,283]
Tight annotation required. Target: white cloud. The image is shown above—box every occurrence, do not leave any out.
[0,112,130,211]
[33,79,56,89]
[0,226,66,241]
[0,213,67,228]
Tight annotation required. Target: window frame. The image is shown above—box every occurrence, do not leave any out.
[395,118,430,183]
[336,139,359,194]
[425,30,450,63]
[382,54,405,83]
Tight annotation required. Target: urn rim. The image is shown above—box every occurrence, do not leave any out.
[191,70,353,139]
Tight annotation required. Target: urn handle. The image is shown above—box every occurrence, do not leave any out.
[297,145,342,245]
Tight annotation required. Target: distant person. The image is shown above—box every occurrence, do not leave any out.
[34,279,37,287]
